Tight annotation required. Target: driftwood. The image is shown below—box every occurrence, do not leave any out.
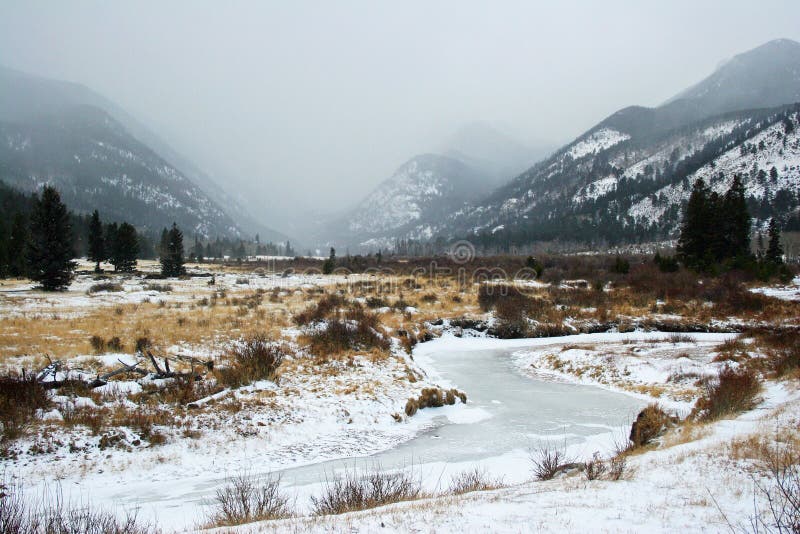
[87,359,148,388]
[30,350,213,391]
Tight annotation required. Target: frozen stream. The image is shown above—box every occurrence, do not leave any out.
[114,336,646,529]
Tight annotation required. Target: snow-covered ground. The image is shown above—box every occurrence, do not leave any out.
[209,334,800,533]
[750,275,800,301]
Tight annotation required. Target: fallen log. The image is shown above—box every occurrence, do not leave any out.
[88,359,147,388]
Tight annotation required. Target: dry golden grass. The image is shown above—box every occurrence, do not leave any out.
[0,289,297,363]
[662,420,711,448]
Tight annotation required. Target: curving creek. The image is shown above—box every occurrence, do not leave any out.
[116,337,647,529]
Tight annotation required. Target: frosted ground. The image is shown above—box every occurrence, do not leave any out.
[1,267,799,532]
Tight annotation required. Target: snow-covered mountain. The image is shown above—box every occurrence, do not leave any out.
[663,38,800,120]
[0,65,286,241]
[425,39,800,249]
[319,153,488,249]
[316,124,550,250]
[0,105,242,238]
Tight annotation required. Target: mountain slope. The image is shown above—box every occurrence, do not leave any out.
[427,39,800,249]
[0,105,240,238]
[0,65,287,242]
[319,153,491,249]
[665,38,800,117]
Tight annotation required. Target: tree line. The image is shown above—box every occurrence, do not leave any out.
[675,175,785,275]
[0,185,190,290]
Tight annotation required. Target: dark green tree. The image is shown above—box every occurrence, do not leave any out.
[677,179,712,268]
[0,216,8,278]
[87,210,105,273]
[766,218,784,264]
[105,222,119,261]
[160,223,185,277]
[26,187,75,291]
[720,175,751,259]
[322,247,336,274]
[8,213,28,277]
[110,222,139,272]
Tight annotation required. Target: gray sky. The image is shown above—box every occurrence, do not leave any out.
[2,1,800,234]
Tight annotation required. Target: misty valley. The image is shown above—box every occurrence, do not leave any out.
[1,6,800,534]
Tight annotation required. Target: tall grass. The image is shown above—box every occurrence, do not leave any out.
[207,472,291,527]
[0,482,158,534]
[692,366,761,421]
[310,466,422,516]
[0,375,49,441]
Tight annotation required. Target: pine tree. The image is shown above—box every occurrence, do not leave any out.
[87,210,105,273]
[766,218,784,264]
[8,213,28,277]
[26,186,75,291]
[111,222,139,272]
[160,223,185,277]
[322,247,336,274]
[677,179,712,268]
[0,216,8,278]
[721,175,751,259]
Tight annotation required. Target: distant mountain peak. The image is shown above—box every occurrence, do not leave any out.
[664,38,800,112]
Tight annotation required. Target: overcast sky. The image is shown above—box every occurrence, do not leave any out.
[1,1,800,234]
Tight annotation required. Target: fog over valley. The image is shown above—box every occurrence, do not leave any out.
[2,1,800,243]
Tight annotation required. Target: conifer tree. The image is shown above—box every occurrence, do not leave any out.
[26,186,75,291]
[0,217,8,278]
[322,247,336,274]
[721,175,751,259]
[111,222,139,272]
[160,223,185,277]
[87,210,105,273]
[677,179,712,268]
[766,218,784,264]
[8,213,28,277]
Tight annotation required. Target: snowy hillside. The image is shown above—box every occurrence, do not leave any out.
[422,39,800,249]
[320,153,489,249]
[0,106,242,238]
[629,117,800,226]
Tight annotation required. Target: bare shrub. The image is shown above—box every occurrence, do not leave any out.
[135,337,152,353]
[293,293,348,326]
[0,481,157,533]
[226,334,285,385]
[307,307,391,356]
[583,452,608,481]
[530,441,574,481]
[667,333,696,344]
[106,337,124,351]
[608,455,627,481]
[365,296,388,309]
[749,440,800,533]
[207,472,291,527]
[692,365,761,421]
[144,283,172,292]
[0,375,50,441]
[310,466,421,516]
[417,388,444,409]
[448,467,503,495]
[752,328,800,378]
[404,398,418,417]
[87,282,123,293]
[629,404,675,447]
[90,335,106,353]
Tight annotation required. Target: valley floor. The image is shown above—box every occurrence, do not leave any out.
[1,262,798,532]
